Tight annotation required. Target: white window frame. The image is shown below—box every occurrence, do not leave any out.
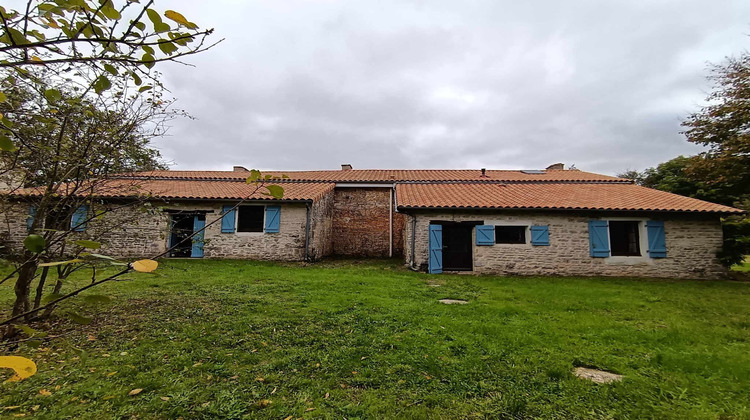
[235,204,266,235]
[603,217,652,264]
[482,219,532,247]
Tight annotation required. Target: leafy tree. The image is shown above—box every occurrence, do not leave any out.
[681,51,750,208]
[0,1,218,335]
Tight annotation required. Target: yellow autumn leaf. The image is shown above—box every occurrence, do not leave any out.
[0,356,37,382]
[131,259,158,273]
[30,56,43,62]
[128,388,143,396]
[164,10,197,29]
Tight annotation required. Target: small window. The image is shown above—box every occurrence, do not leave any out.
[237,206,265,232]
[495,226,526,244]
[45,206,72,231]
[609,221,641,256]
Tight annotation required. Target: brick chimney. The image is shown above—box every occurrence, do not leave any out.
[233,166,249,172]
[545,163,564,170]
[341,164,353,171]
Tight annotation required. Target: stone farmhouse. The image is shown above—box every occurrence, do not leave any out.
[3,164,744,279]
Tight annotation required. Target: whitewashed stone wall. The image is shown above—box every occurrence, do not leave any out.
[402,210,727,279]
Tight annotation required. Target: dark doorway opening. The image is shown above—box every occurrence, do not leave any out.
[169,213,200,257]
[442,223,474,271]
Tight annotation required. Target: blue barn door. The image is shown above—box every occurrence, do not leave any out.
[191,215,205,258]
[428,224,443,274]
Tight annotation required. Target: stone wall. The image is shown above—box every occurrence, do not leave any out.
[403,210,727,279]
[332,187,403,257]
[0,200,311,261]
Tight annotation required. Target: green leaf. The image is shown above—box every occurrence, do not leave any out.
[142,45,154,55]
[157,39,178,55]
[0,91,6,102]
[42,293,65,304]
[25,339,44,348]
[67,311,92,325]
[146,8,163,26]
[103,63,118,75]
[75,240,101,249]
[133,21,146,31]
[265,185,284,199]
[130,71,142,86]
[101,3,121,20]
[0,135,17,152]
[92,75,111,94]
[83,294,112,304]
[141,53,155,69]
[38,259,83,267]
[18,325,37,337]
[138,85,152,92]
[44,89,62,103]
[23,234,46,253]
[246,169,262,183]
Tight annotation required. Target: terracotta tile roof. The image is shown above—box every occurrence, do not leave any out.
[12,179,335,201]
[123,169,628,183]
[395,182,744,214]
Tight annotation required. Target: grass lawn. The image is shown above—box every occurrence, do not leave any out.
[1,259,749,419]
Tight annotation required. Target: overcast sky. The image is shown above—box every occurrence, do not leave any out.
[152,0,749,175]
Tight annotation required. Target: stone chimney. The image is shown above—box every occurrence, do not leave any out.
[480,168,487,177]
[233,166,249,172]
[545,163,565,170]
[341,164,353,171]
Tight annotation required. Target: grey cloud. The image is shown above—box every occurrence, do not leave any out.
[153,0,749,175]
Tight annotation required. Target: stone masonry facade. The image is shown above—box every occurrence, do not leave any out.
[403,210,727,279]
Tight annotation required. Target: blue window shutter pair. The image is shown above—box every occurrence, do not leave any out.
[530,225,550,246]
[428,224,443,274]
[265,205,281,233]
[476,225,494,245]
[646,221,667,258]
[588,220,610,257]
[221,205,236,233]
[71,205,89,232]
[27,206,36,232]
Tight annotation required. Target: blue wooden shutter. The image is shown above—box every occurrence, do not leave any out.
[428,224,443,274]
[264,205,281,233]
[221,205,236,233]
[191,216,205,258]
[530,225,550,246]
[71,205,88,232]
[588,220,610,257]
[646,220,667,258]
[27,206,36,233]
[476,225,495,246]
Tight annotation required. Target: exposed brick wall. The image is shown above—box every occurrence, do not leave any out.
[403,210,728,279]
[332,187,402,257]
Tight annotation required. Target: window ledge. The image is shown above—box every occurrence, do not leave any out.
[605,256,653,265]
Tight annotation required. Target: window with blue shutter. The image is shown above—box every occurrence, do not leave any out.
[27,205,36,233]
[264,205,281,233]
[530,225,550,246]
[71,205,88,232]
[588,220,610,257]
[221,205,236,233]
[428,224,443,274]
[475,225,494,246]
[646,220,667,258]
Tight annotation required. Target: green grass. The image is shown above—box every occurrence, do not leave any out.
[732,257,750,272]
[1,259,749,419]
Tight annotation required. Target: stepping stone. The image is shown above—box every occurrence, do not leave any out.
[439,299,468,305]
[573,367,623,384]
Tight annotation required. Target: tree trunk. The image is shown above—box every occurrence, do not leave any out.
[41,277,65,319]
[12,260,38,322]
[33,266,50,311]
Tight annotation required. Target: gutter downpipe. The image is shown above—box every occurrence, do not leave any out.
[410,213,418,271]
[304,202,311,262]
[389,188,393,258]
